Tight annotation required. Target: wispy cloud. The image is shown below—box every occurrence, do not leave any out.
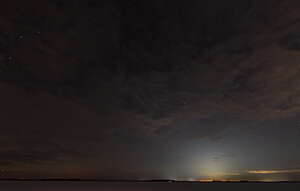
[248,169,300,174]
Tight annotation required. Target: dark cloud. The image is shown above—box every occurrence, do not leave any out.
[0,142,81,166]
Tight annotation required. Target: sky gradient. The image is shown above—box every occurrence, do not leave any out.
[0,0,300,181]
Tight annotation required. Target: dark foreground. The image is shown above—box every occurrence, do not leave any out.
[0,181,300,191]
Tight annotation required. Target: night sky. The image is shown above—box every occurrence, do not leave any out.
[1,0,300,181]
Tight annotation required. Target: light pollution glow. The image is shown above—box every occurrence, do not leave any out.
[248,169,300,174]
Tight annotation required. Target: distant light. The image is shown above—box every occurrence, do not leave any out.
[199,179,214,182]
[248,169,300,174]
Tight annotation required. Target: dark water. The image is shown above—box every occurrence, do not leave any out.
[0,181,299,191]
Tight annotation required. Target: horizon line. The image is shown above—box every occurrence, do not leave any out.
[0,178,299,183]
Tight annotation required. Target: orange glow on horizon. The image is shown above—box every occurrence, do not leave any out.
[248,169,300,174]
[199,179,214,182]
